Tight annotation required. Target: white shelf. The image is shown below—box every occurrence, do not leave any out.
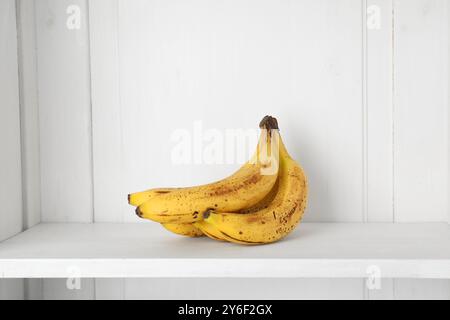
[0,222,449,279]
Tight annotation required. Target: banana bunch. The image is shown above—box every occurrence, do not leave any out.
[128,116,308,245]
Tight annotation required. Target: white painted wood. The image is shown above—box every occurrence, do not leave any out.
[34,0,95,301]
[24,0,450,299]
[0,0,25,301]
[393,0,448,222]
[83,1,121,299]
[393,279,450,300]
[42,278,94,300]
[0,279,24,300]
[88,0,365,299]
[35,0,93,222]
[367,278,450,300]
[391,1,449,299]
[366,0,394,222]
[88,0,124,222]
[367,278,394,300]
[0,0,23,245]
[125,278,363,300]
[95,279,124,300]
[16,0,41,229]
[0,223,449,279]
[85,0,365,223]
[24,279,43,300]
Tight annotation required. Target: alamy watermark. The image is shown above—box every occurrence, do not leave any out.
[66,5,81,30]
[366,265,382,290]
[66,265,81,290]
[170,121,279,175]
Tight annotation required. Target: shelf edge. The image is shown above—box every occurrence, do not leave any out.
[1,258,449,279]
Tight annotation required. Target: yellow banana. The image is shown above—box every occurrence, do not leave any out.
[128,188,204,237]
[128,188,177,207]
[162,223,204,237]
[194,220,227,241]
[135,118,279,224]
[197,133,308,245]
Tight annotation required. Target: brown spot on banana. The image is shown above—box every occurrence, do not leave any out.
[219,230,265,245]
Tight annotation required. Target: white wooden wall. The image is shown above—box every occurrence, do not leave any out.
[0,0,449,299]
[0,0,24,300]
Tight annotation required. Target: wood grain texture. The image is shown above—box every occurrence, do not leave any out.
[33,0,95,301]
[42,278,94,300]
[17,0,41,229]
[366,0,394,222]
[0,0,23,244]
[35,0,93,222]
[95,278,124,300]
[88,0,124,222]
[0,279,24,300]
[390,0,449,299]
[18,0,450,299]
[0,223,449,279]
[86,0,365,223]
[24,279,43,300]
[125,278,363,300]
[393,279,450,300]
[367,278,395,300]
[0,0,24,301]
[393,0,448,222]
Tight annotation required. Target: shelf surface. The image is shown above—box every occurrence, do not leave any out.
[0,222,449,278]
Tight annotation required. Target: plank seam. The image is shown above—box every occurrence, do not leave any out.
[116,0,125,223]
[86,0,95,224]
[362,0,369,225]
[14,0,25,233]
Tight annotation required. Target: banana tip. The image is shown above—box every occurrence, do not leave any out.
[135,207,142,218]
[127,194,131,204]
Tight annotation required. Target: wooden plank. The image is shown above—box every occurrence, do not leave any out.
[393,279,450,300]
[88,0,124,222]
[88,0,126,299]
[95,279,124,300]
[16,0,41,229]
[35,0,93,222]
[393,0,448,222]
[366,0,394,222]
[34,0,94,301]
[89,0,365,298]
[391,0,449,299]
[0,0,23,244]
[91,0,364,223]
[0,279,24,300]
[16,0,43,298]
[0,223,449,279]
[24,279,43,300]
[125,278,363,300]
[42,278,94,300]
[0,0,25,300]
[367,278,394,300]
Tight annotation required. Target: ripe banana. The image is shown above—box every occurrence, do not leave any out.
[128,188,204,237]
[162,223,204,237]
[128,115,308,245]
[194,132,308,245]
[128,188,177,207]
[135,121,279,224]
